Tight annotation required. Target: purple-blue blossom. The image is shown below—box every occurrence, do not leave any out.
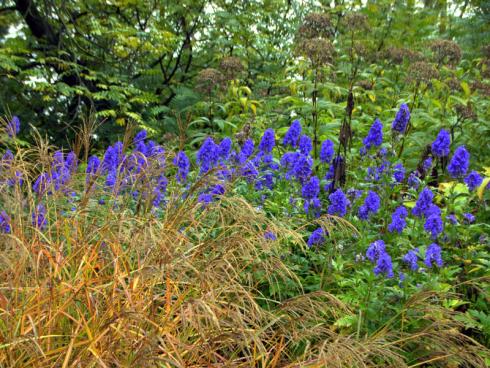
[283,120,302,148]
[391,103,410,134]
[464,171,483,191]
[259,129,275,153]
[402,249,419,271]
[358,191,381,220]
[328,188,349,217]
[319,139,334,163]
[425,243,443,268]
[298,135,312,155]
[447,145,470,178]
[431,129,451,157]
[363,118,383,150]
[307,227,325,247]
[412,187,434,218]
[388,205,408,233]
[0,210,11,233]
[173,151,190,183]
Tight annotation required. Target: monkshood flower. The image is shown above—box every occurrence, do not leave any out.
[388,205,408,233]
[328,188,349,217]
[363,118,383,150]
[292,154,313,184]
[464,171,483,191]
[133,129,147,144]
[391,103,410,134]
[374,251,394,278]
[431,129,450,157]
[283,120,302,148]
[319,139,334,163]
[299,135,312,155]
[359,191,380,220]
[424,212,443,239]
[403,249,419,271]
[32,203,47,230]
[463,213,475,223]
[86,155,100,183]
[302,176,320,200]
[103,142,124,172]
[393,163,405,183]
[366,240,386,262]
[105,169,117,188]
[412,187,434,218]
[198,184,225,204]
[422,157,432,172]
[173,151,190,183]
[407,171,420,189]
[33,172,50,195]
[0,211,11,233]
[240,160,259,181]
[447,214,458,224]
[425,243,443,268]
[65,151,78,173]
[259,128,275,153]
[6,116,20,138]
[264,231,277,241]
[218,137,232,160]
[197,137,219,174]
[307,227,325,247]
[447,145,470,178]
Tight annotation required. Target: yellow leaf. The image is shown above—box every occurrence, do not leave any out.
[477,177,489,200]
[368,92,376,102]
[116,117,125,126]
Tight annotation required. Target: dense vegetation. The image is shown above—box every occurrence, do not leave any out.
[1,0,490,366]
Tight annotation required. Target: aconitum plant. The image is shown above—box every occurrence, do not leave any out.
[447,145,470,178]
[431,129,451,157]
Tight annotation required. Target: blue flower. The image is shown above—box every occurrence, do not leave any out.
[218,137,232,160]
[425,243,443,268]
[431,129,451,157]
[463,213,475,223]
[0,210,11,233]
[407,171,420,189]
[358,191,380,220]
[447,145,470,178]
[366,240,386,262]
[264,231,277,241]
[173,151,190,183]
[319,139,334,163]
[412,187,434,218]
[33,173,51,195]
[65,152,78,173]
[328,188,349,217]
[283,120,302,148]
[446,214,458,224]
[307,227,325,247]
[391,103,410,134]
[133,130,147,145]
[259,128,275,153]
[422,157,432,172]
[402,249,419,271]
[464,171,483,191]
[198,184,226,205]
[197,137,219,174]
[291,154,313,184]
[238,139,255,164]
[363,118,383,150]
[388,205,408,233]
[374,251,394,278]
[86,155,100,182]
[7,116,20,138]
[32,203,47,230]
[301,176,320,200]
[393,163,405,183]
[424,212,443,239]
[298,135,312,155]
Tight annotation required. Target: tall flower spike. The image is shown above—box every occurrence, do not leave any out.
[425,243,443,268]
[0,210,11,233]
[259,128,275,153]
[173,151,190,183]
[464,171,483,191]
[197,137,219,174]
[431,129,450,157]
[363,118,383,150]
[447,145,469,178]
[283,120,302,148]
[358,191,380,220]
[328,188,349,217]
[319,139,334,163]
[391,103,410,134]
[7,116,20,138]
[298,135,312,155]
[307,227,325,247]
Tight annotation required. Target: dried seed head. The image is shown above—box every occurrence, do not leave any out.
[471,81,490,96]
[446,77,462,92]
[296,38,334,67]
[219,56,244,80]
[357,79,374,90]
[407,61,439,84]
[454,104,477,121]
[430,39,461,66]
[297,12,333,40]
[342,12,370,32]
[195,68,223,95]
[384,47,424,64]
